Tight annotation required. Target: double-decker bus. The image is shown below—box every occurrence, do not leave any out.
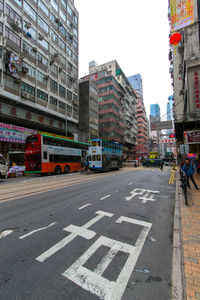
[88,139,123,172]
[25,133,88,175]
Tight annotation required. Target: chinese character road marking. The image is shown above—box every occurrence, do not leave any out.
[125,188,160,203]
[36,211,113,262]
[62,216,152,300]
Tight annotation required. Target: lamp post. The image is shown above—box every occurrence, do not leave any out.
[65,103,68,137]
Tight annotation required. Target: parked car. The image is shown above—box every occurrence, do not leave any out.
[0,154,8,178]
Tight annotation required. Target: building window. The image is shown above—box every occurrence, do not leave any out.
[59,54,65,65]
[24,1,36,22]
[73,107,78,115]
[67,4,72,17]
[0,22,2,35]
[37,52,48,66]
[12,0,22,7]
[73,93,78,102]
[37,89,48,101]
[73,40,78,51]
[67,32,73,44]
[60,70,66,81]
[0,0,3,11]
[72,52,78,64]
[38,17,49,33]
[5,27,20,47]
[38,38,49,51]
[22,41,36,58]
[50,96,57,106]
[50,78,58,91]
[50,12,58,28]
[59,38,66,51]
[67,89,72,100]
[59,101,66,109]
[22,61,36,78]
[67,105,72,113]
[61,0,67,8]
[5,4,22,25]
[59,84,66,97]
[66,46,72,58]
[38,0,49,16]
[50,0,58,12]
[60,9,66,22]
[37,70,47,85]
[73,28,78,38]
[59,25,66,37]
[21,82,35,95]
[3,74,19,90]
[50,63,58,75]
[50,29,58,43]
[23,21,37,40]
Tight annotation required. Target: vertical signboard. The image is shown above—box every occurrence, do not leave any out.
[188,67,200,118]
[170,0,194,32]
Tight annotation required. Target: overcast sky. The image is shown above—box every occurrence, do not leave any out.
[75,0,173,119]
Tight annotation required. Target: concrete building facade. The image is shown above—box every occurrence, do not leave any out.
[169,0,200,154]
[0,0,79,161]
[89,60,137,158]
[79,79,99,142]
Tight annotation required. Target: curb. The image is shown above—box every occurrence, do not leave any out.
[171,169,184,300]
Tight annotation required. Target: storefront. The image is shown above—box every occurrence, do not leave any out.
[184,130,200,154]
[0,122,36,166]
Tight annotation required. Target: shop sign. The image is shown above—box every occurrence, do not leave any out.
[160,138,176,143]
[185,130,200,144]
[170,0,194,32]
[188,68,200,118]
[0,122,36,143]
[187,153,198,158]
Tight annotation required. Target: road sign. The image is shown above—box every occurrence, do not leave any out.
[150,121,173,131]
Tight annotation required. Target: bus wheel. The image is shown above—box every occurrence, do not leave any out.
[64,165,70,173]
[55,166,61,175]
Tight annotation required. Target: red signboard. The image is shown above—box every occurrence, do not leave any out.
[185,130,200,144]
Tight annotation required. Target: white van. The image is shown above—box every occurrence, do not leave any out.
[0,154,8,178]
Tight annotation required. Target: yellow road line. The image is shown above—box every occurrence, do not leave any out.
[169,172,176,184]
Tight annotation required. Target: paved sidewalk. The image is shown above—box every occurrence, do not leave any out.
[180,172,200,300]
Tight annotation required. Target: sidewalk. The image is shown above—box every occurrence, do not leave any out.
[172,171,200,300]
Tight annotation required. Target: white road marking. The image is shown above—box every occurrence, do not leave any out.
[79,203,92,210]
[63,216,152,300]
[0,230,13,239]
[100,195,111,201]
[36,211,113,262]
[125,188,160,203]
[19,222,56,239]
[128,182,133,185]
[64,225,96,240]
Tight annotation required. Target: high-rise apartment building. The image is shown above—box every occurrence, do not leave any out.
[0,0,79,161]
[128,74,148,158]
[150,104,160,119]
[89,60,137,158]
[79,80,99,141]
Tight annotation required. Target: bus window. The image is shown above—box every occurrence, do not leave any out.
[97,155,101,161]
[26,136,38,143]
[43,151,47,159]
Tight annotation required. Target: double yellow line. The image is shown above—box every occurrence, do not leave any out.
[169,171,176,184]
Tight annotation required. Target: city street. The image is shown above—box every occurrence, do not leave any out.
[0,167,176,300]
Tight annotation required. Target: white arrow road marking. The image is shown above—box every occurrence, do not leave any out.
[0,230,13,239]
[79,203,92,210]
[19,222,56,240]
[63,216,152,300]
[36,211,113,262]
[100,195,111,201]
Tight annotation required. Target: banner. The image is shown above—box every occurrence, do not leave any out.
[0,122,36,143]
[185,130,200,144]
[150,121,173,131]
[170,0,194,32]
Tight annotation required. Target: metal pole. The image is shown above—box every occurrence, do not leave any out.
[65,103,68,137]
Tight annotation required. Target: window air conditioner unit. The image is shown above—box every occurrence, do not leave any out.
[21,91,29,99]
[15,78,21,83]
[45,75,50,80]
[32,47,37,53]
[53,53,58,58]
[38,34,44,41]
[55,18,59,24]
[26,22,31,29]
[59,67,62,72]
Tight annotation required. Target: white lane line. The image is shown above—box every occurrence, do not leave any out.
[100,195,111,201]
[128,182,133,185]
[19,222,56,240]
[0,230,13,239]
[36,211,113,262]
[79,203,92,210]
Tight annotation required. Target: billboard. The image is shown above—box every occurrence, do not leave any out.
[185,130,200,144]
[187,67,200,119]
[160,138,176,144]
[170,0,194,32]
[150,121,173,131]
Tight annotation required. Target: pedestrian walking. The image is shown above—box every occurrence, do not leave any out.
[182,159,199,189]
[160,159,164,171]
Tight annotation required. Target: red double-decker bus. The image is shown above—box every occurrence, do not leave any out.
[25,133,88,175]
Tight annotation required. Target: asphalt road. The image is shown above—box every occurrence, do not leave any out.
[0,167,176,300]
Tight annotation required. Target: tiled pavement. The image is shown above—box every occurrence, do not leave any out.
[179,172,200,300]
